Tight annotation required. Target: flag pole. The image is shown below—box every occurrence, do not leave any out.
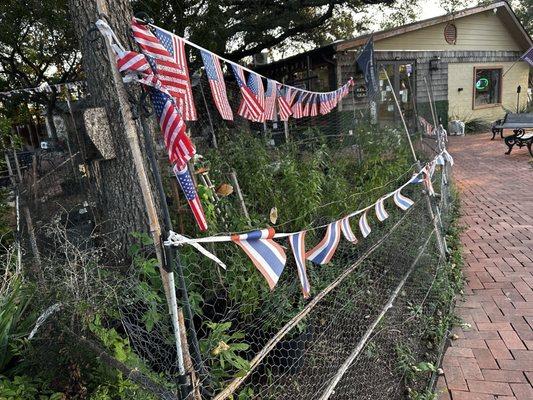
[502,58,520,78]
[381,66,417,162]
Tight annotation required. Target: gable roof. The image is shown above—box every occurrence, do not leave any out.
[335,1,532,52]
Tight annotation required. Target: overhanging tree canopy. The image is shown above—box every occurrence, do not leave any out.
[133,0,395,60]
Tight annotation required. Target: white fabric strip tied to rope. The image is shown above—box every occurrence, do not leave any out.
[165,231,227,270]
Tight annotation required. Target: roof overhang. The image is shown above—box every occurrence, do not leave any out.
[334,1,532,52]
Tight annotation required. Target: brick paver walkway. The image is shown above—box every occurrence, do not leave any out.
[437,134,533,400]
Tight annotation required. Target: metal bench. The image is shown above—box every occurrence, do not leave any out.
[491,113,533,156]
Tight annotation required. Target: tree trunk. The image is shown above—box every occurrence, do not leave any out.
[67,0,153,261]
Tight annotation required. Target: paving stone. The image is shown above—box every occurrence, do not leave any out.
[438,136,533,399]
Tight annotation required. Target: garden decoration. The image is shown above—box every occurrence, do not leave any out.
[97,17,356,231]
[165,150,453,297]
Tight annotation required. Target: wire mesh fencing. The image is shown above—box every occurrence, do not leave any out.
[7,67,461,400]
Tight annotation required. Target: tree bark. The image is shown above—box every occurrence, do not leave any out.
[67,0,152,261]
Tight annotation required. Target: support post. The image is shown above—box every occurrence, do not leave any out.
[93,5,187,392]
[424,76,438,129]
[230,170,251,225]
[382,67,447,258]
[138,106,210,394]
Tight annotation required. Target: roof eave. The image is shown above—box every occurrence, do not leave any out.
[334,1,532,52]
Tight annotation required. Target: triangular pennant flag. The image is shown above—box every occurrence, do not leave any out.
[358,211,371,238]
[375,198,389,222]
[428,160,437,177]
[423,166,435,196]
[393,189,414,211]
[288,232,311,298]
[306,221,342,265]
[409,170,424,184]
[231,228,286,290]
[340,216,358,244]
[443,149,454,166]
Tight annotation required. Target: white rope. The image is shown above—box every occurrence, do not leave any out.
[141,19,353,96]
[164,151,449,247]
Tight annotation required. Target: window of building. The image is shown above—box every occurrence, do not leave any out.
[473,68,502,108]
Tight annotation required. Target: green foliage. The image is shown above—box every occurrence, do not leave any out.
[0,278,34,372]
[133,0,405,60]
[199,321,250,388]
[0,0,79,96]
[514,0,533,37]
[0,375,64,400]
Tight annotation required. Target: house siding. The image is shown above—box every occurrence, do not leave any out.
[337,50,524,123]
[448,61,529,122]
[375,10,522,51]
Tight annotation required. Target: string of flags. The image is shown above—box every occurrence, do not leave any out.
[418,116,434,135]
[0,81,84,99]
[165,149,454,298]
[96,17,355,233]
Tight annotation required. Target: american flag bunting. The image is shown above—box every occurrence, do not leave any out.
[277,85,292,121]
[131,19,197,121]
[291,92,307,119]
[231,64,264,121]
[237,70,265,121]
[200,50,233,121]
[150,85,195,167]
[264,79,277,121]
[173,165,208,231]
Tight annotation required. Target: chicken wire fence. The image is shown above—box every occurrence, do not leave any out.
[8,68,458,400]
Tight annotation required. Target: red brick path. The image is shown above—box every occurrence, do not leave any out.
[437,134,533,400]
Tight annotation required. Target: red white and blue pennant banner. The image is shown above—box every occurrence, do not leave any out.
[166,151,453,298]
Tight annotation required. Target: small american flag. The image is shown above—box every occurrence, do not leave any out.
[238,71,265,121]
[173,165,208,231]
[277,84,292,121]
[319,93,332,115]
[231,64,264,121]
[309,94,319,117]
[112,46,193,168]
[291,91,307,119]
[200,50,233,121]
[131,19,197,121]
[302,93,312,117]
[264,79,277,121]
[520,46,533,67]
[116,50,151,74]
[150,87,195,168]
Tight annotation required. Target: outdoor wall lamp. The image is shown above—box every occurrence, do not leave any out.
[458,87,463,92]
[429,57,440,71]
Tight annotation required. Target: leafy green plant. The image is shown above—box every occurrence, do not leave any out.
[0,375,64,400]
[199,321,250,387]
[0,278,34,372]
